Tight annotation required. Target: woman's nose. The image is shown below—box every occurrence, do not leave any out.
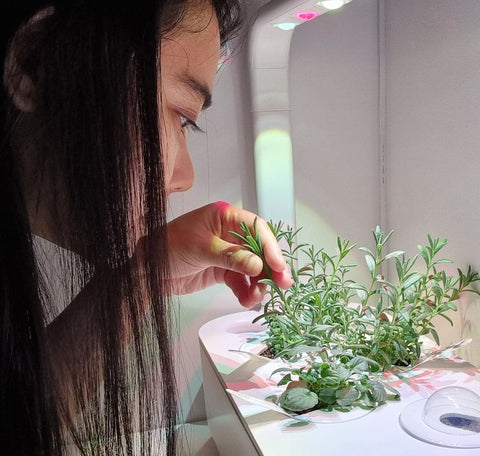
[167,146,194,194]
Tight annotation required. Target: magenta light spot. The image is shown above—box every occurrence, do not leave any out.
[296,11,318,22]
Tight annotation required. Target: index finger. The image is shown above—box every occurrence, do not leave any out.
[255,219,293,289]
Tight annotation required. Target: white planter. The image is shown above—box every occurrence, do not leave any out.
[199,310,480,455]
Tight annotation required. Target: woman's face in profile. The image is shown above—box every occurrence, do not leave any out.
[8,3,222,252]
[160,3,221,197]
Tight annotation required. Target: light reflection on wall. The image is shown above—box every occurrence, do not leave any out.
[254,129,294,225]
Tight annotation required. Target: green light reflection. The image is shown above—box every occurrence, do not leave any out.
[254,129,295,225]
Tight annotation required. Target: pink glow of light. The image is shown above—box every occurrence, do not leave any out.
[296,11,319,22]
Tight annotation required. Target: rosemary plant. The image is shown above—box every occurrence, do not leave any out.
[231,221,479,413]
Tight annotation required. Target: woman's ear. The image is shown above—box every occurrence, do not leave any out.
[4,59,35,112]
[3,7,54,113]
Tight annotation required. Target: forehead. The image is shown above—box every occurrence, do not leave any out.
[160,5,220,91]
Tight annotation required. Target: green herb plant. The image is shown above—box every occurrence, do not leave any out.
[231,221,479,414]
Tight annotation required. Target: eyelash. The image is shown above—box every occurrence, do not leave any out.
[179,114,204,133]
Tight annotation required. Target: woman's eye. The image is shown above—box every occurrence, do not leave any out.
[179,114,203,133]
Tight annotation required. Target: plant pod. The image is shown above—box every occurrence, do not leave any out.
[279,387,319,412]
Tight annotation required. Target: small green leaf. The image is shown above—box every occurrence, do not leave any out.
[430,328,440,345]
[284,344,325,358]
[382,230,394,246]
[359,246,375,257]
[446,302,457,311]
[336,386,361,407]
[265,395,279,404]
[369,381,387,404]
[365,255,376,274]
[348,356,370,373]
[278,373,292,386]
[418,245,429,264]
[435,258,453,264]
[395,257,404,280]
[356,289,367,302]
[403,273,423,289]
[279,387,319,412]
[385,250,405,260]
[383,383,401,400]
[431,285,443,299]
[271,367,293,377]
[252,310,281,324]
[317,387,338,405]
[330,365,351,383]
[337,236,343,253]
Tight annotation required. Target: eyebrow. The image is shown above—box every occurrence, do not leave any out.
[179,75,212,110]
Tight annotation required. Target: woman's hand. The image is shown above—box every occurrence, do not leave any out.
[166,201,292,308]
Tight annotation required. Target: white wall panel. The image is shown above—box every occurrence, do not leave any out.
[290,0,380,282]
[385,0,480,364]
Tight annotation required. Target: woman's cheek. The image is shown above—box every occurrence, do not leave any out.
[159,112,177,191]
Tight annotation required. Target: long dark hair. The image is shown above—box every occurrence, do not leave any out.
[0,1,242,454]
